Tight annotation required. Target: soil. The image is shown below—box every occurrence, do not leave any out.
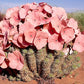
[0,52,84,84]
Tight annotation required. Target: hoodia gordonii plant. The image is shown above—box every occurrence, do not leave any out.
[0,2,83,83]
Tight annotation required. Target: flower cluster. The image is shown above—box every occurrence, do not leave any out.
[0,2,84,70]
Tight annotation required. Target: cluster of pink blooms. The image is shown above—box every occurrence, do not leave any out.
[0,2,84,70]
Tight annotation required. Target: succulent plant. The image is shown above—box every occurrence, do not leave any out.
[41,53,54,79]
[20,48,35,81]
[36,47,47,74]
[0,2,82,83]
[3,44,81,82]
[27,48,37,72]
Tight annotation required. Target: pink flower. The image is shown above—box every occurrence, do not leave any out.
[19,8,27,19]
[26,11,50,27]
[12,34,19,46]
[52,7,67,20]
[73,34,84,52]
[0,30,11,50]
[51,16,63,33]
[3,32,8,49]
[25,11,40,27]
[8,26,18,41]
[12,33,24,48]
[8,50,24,70]
[48,34,64,50]
[21,4,30,12]
[9,11,20,26]
[12,30,29,48]
[67,18,78,30]
[0,20,9,28]
[18,33,30,48]
[0,2,84,56]
[24,29,36,43]
[43,5,52,14]
[0,20,11,34]
[19,21,34,34]
[43,23,58,36]
[0,50,5,64]
[34,31,48,50]
[61,27,75,43]
[47,23,57,35]
[0,49,8,69]
[42,24,51,36]
[6,7,19,19]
